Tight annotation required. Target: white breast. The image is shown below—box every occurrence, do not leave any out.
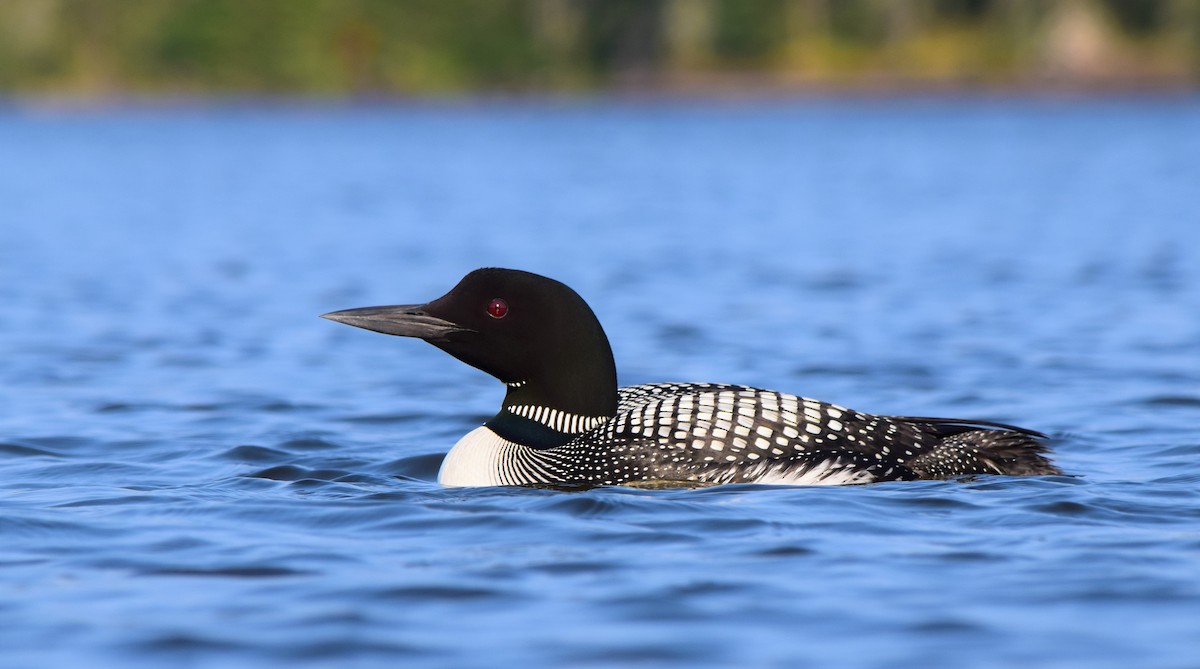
[437,426,509,487]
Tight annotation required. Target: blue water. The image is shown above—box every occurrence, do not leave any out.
[2,98,1199,668]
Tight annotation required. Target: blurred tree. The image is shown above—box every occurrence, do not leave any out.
[712,0,788,66]
[579,0,665,83]
[1101,0,1166,36]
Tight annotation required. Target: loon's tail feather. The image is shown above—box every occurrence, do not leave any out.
[890,416,1062,478]
[889,415,1047,439]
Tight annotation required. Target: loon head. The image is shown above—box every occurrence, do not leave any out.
[322,268,619,418]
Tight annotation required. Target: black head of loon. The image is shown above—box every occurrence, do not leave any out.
[323,268,1060,488]
[322,268,619,419]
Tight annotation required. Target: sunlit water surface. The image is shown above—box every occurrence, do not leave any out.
[2,98,1199,668]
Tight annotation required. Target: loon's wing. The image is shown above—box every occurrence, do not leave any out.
[886,415,1057,477]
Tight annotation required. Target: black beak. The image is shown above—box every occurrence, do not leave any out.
[321,304,473,342]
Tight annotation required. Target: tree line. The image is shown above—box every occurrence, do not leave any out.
[1,0,1196,96]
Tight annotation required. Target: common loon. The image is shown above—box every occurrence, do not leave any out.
[322,268,1060,488]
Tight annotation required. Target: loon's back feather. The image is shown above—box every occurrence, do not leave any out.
[520,383,1060,487]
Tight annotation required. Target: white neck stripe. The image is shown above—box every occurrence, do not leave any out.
[506,404,608,434]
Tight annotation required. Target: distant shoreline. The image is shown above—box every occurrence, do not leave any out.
[6,82,1199,113]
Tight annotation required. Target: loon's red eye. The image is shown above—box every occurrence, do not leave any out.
[487,298,508,319]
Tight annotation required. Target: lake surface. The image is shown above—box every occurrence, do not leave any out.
[2,97,1199,668]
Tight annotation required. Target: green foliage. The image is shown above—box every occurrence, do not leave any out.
[1101,0,1167,36]
[0,0,1194,95]
[713,0,788,64]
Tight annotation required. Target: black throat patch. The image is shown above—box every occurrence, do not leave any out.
[485,411,576,450]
